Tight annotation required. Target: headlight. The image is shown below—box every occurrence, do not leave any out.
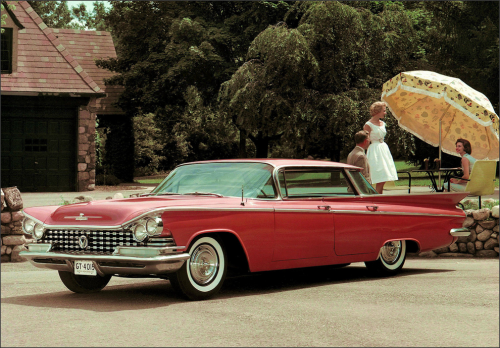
[33,224,45,239]
[146,218,160,236]
[133,223,148,242]
[23,218,36,234]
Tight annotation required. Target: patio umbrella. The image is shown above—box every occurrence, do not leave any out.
[381,70,499,162]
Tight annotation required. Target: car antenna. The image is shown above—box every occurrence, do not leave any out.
[241,185,245,206]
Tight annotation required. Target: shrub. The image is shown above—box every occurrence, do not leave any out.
[96,174,122,186]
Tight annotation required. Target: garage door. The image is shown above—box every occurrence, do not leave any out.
[1,106,77,192]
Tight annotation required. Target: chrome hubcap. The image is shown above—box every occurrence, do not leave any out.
[189,244,219,285]
[380,241,402,264]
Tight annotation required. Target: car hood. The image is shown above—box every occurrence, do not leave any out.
[24,195,241,227]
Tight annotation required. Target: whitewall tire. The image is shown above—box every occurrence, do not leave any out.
[365,240,407,276]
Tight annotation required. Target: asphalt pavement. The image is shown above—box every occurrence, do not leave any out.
[17,184,499,208]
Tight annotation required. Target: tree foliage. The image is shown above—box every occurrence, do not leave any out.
[27,1,77,29]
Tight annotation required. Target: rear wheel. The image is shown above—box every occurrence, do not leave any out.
[169,236,227,300]
[58,271,111,293]
[365,240,407,276]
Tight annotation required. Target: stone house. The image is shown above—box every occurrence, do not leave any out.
[1,1,124,192]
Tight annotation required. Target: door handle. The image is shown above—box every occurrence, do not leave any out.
[366,205,378,211]
[317,205,331,211]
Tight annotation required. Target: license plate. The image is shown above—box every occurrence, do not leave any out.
[74,260,97,276]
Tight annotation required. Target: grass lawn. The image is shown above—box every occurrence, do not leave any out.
[134,160,499,188]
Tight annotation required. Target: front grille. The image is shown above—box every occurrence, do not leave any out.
[40,229,141,253]
[39,230,177,254]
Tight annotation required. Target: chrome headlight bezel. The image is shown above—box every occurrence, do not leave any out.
[23,218,36,235]
[33,223,45,239]
[127,214,163,242]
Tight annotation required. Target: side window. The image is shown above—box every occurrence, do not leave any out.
[278,169,355,197]
[1,28,13,74]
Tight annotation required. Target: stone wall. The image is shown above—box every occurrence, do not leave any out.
[1,188,31,263]
[77,97,97,192]
[418,206,500,258]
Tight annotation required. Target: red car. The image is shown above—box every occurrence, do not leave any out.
[20,159,470,300]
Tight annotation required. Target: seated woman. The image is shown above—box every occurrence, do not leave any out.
[447,138,476,192]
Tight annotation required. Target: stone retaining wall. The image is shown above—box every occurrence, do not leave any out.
[419,206,499,258]
[1,187,32,263]
[1,187,499,262]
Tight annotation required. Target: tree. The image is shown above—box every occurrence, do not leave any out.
[219,23,320,158]
[27,1,81,29]
[97,1,290,168]
[71,1,110,31]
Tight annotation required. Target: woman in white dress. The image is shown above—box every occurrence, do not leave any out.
[363,101,398,194]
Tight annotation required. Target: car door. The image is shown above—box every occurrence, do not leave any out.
[272,168,350,261]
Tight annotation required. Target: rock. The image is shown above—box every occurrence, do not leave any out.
[3,187,23,210]
[494,225,499,233]
[10,245,27,262]
[494,247,499,254]
[475,250,498,258]
[458,243,467,253]
[449,243,459,253]
[472,208,491,221]
[475,241,484,250]
[438,252,473,258]
[484,238,499,250]
[75,195,85,201]
[1,255,10,262]
[478,219,497,230]
[11,211,24,222]
[1,245,6,255]
[466,242,475,254]
[6,246,12,255]
[9,226,23,235]
[492,233,498,239]
[113,193,124,199]
[105,196,112,200]
[456,235,468,243]
[0,189,4,208]
[491,205,499,218]
[464,209,474,217]
[467,229,477,243]
[1,212,12,224]
[1,235,26,246]
[1,224,11,234]
[463,217,475,228]
[475,224,484,234]
[83,196,93,202]
[419,251,437,258]
[434,246,449,254]
[477,230,493,242]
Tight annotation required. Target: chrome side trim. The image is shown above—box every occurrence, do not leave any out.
[450,228,471,237]
[331,210,461,218]
[274,209,332,214]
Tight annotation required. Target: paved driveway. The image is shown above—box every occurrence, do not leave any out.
[2,258,498,347]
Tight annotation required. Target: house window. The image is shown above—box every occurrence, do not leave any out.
[1,28,13,74]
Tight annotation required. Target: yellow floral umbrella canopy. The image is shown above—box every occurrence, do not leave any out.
[382,70,499,160]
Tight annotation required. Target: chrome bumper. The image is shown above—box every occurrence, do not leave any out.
[19,244,190,276]
[450,228,471,237]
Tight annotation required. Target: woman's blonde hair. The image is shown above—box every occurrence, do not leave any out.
[370,101,387,116]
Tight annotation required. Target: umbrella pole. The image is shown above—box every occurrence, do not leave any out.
[438,119,442,187]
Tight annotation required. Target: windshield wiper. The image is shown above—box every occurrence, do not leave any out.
[140,192,182,197]
[183,192,223,197]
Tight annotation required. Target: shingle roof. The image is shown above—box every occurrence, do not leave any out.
[1,1,103,96]
[54,29,124,114]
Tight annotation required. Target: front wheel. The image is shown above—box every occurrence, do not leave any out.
[58,271,111,293]
[169,236,227,300]
[365,240,407,276]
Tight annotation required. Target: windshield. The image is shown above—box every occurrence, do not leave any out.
[152,162,276,199]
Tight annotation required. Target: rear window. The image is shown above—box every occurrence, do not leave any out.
[278,169,355,197]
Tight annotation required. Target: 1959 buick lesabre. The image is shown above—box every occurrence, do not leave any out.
[20,159,470,300]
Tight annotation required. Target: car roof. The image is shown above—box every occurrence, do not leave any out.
[179,158,361,170]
